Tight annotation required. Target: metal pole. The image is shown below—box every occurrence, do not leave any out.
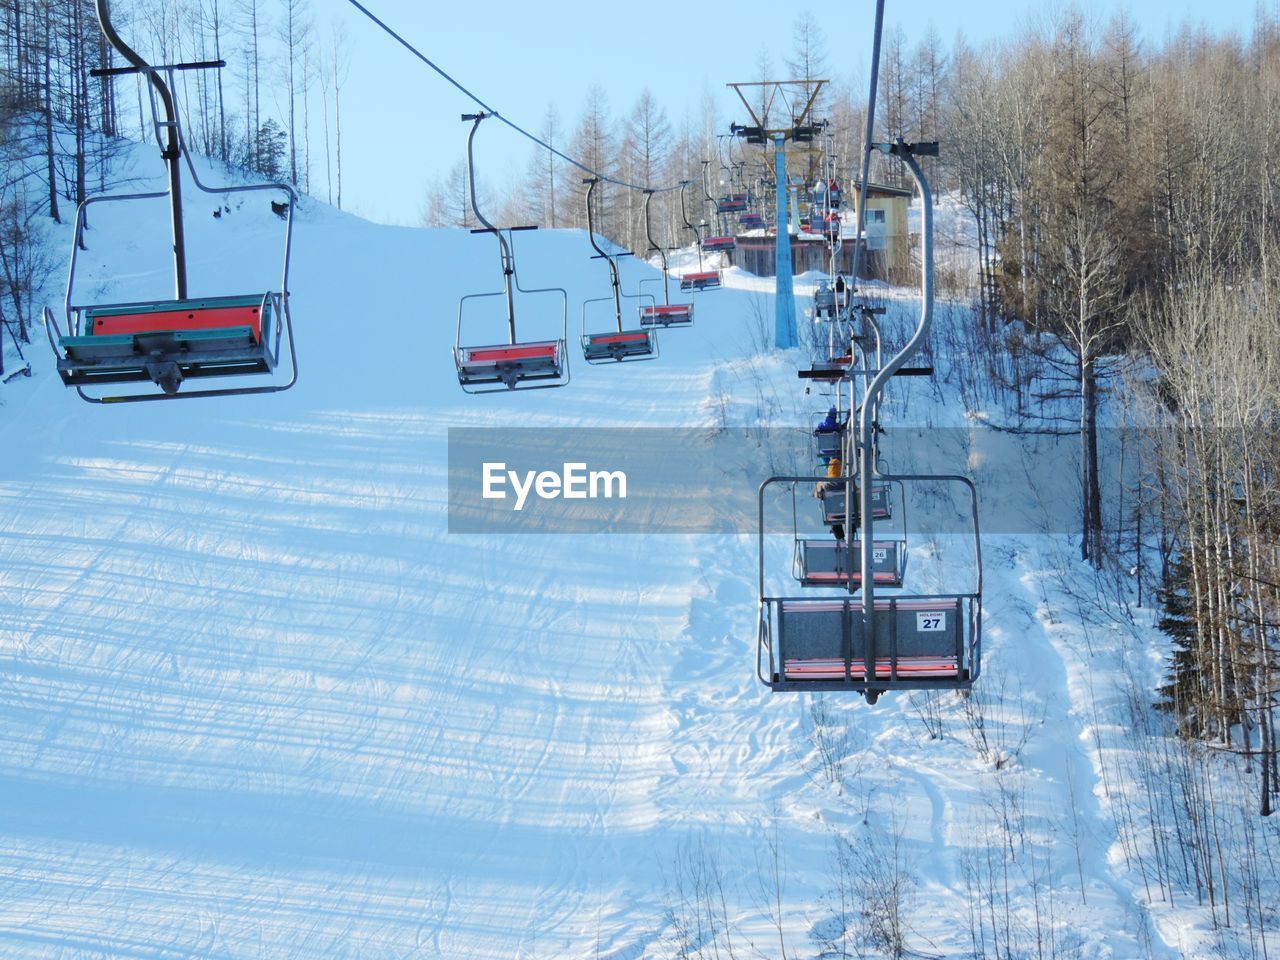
[95,0,187,299]
[583,178,623,332]
[643,190,670,305]
[463,113,516,344]
[850,0,886,290]
[773,134,797,349]
[859,143,934,689]
[679,180,705,272]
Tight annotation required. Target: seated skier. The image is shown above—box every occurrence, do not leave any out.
[813,406,845,436]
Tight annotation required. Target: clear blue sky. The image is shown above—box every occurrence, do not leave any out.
[308,0,1263,225]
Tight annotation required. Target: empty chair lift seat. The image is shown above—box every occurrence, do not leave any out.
[717,195,748,213]
[796,539,905,587]
[701,235,736,252]
[582,330,654,361]
[680,271,722,292]
[777,597,964,681]
[57,294,274,394]
[456,340,563,388]
[639,303,693,327]
[740,214,765,230]
[820,483,892,525]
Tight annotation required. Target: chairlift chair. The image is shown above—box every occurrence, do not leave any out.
[783,472,907,589]
[640,304,695,327]
[812,404,848,462]
[676,179,722,292]
[819,478,895,527]
[637,190,694,328]
[758,473,981,696]
[794,538,907,588]
[680,271,722,292]
[454,114,569,392]
[579,177,656,364]
[756,128,982,702]
[44,0,298,404]
[698,162,736,254]
[716,194,748,214]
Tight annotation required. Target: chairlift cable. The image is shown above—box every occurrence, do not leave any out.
[343,0,682,196]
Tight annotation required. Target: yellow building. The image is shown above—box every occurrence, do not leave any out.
[850,182,913,281]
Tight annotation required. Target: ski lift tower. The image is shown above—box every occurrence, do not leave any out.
[728,79,827,351]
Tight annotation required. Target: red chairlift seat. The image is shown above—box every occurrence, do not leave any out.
[581,329,655,363]
[783,656,959,680]
[768,596,972,688]
[740,213,765,229]
[701,235,736,252]
[56,293,278,395]
[639,303,694,327]
[455,339,565,389]
[716,195,748,214]
[680,271,722,292]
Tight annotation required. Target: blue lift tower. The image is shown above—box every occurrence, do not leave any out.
[728,79,829,351]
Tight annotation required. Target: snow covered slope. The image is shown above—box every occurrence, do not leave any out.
[0,151,1273,959]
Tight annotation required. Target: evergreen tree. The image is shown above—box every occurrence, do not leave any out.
[255,117,287,179]
[1155,552,1204,732]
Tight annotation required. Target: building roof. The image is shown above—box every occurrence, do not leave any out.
[850,181,913,200]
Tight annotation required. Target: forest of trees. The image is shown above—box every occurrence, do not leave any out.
[932,10,1280,816]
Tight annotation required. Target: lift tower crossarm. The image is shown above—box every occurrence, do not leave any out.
[726,79,828,142]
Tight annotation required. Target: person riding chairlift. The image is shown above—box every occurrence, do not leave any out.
[815,454,847,542]
[814,406,845,436]
[814,280,836,319]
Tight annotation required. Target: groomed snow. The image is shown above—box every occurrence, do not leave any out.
[0,147,1273,959]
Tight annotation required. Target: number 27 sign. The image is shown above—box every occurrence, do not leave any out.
[916,611,946,632]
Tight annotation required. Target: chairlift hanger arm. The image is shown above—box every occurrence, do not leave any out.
[462,112,519,342]
[641,190,675,307]
[582,177,623,328]
[96,0,188,299]
[463,114,502,237]
[678,181,700,235]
